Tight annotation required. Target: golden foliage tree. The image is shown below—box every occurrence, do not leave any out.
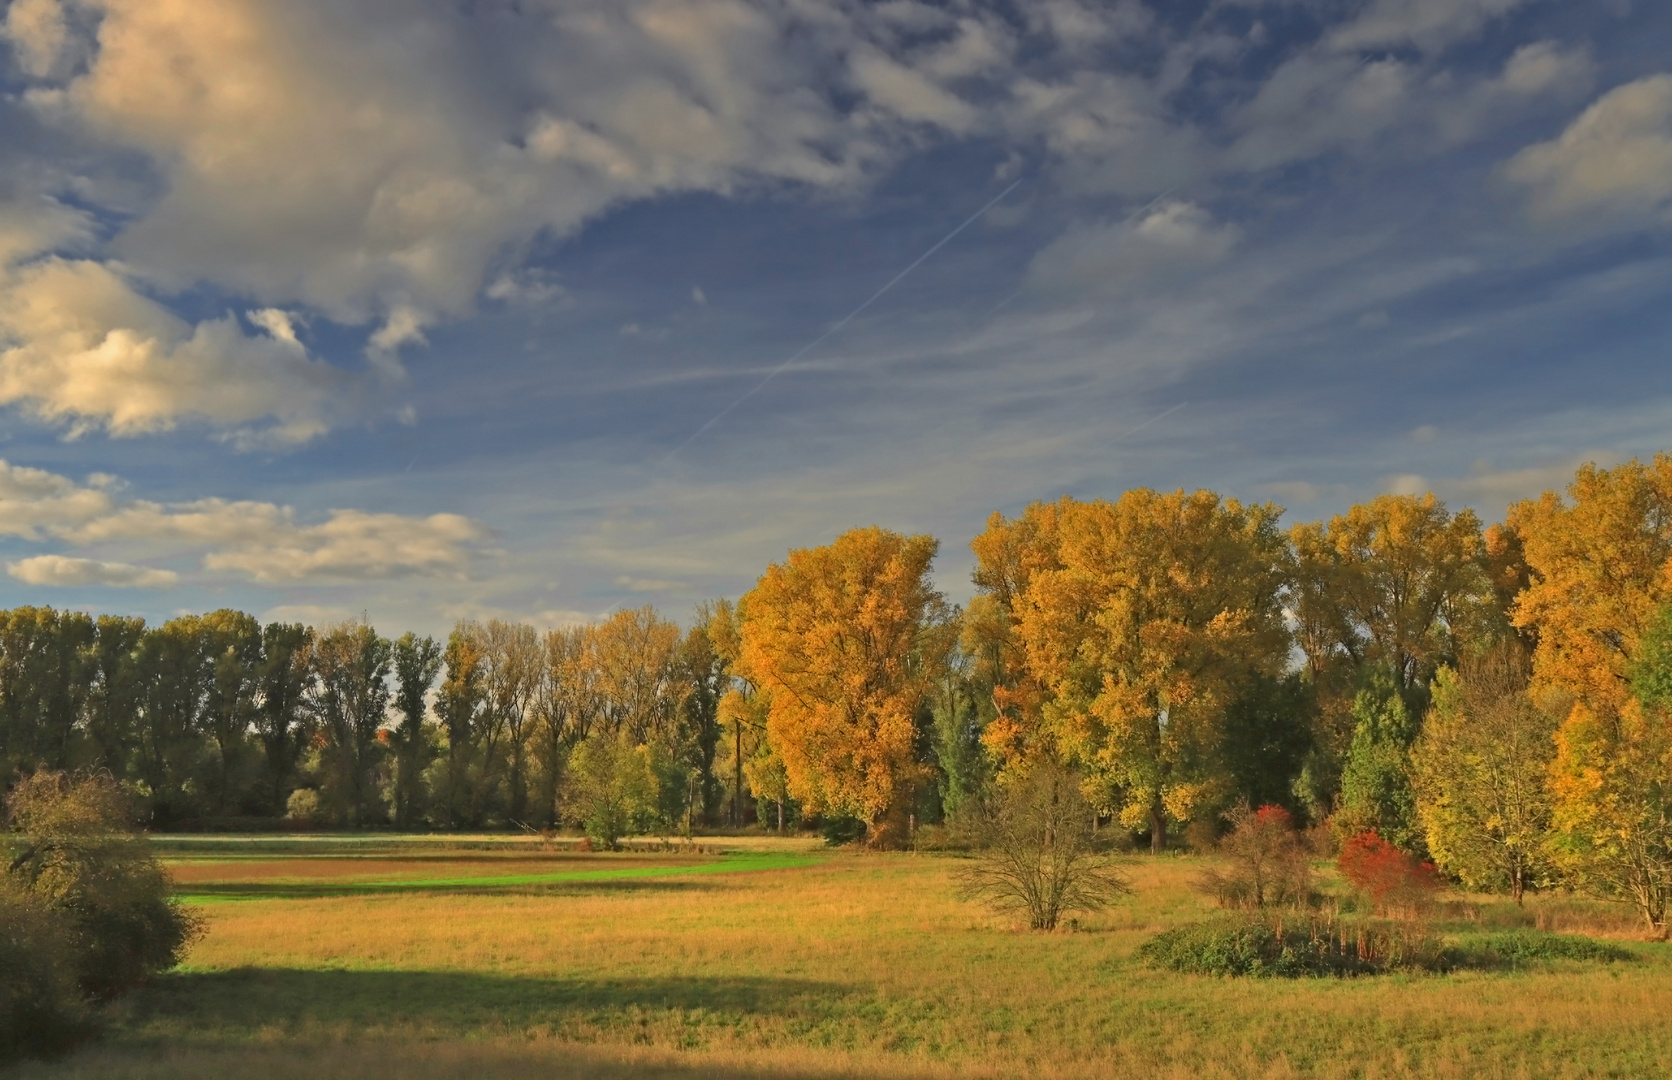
[1547,698,1672,932]
[1509,456,1672,714]
[738,527,947,844]
[968,502,1065,769]
[1014,490,1290,852]
[1412,645,1556,904]
[1289,493,1492,691]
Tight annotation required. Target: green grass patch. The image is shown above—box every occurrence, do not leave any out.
[174,853,823,904]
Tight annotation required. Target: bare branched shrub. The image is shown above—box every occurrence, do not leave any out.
[957,762,1130,930]
[1197,803,1314,910]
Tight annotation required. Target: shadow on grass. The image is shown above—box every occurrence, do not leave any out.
[177,877,727,902]
[133,968,852,1033]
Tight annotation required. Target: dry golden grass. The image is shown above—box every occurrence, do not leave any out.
[8,846,1671,1079]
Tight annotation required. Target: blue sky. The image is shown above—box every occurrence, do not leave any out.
[0,0,1669,634]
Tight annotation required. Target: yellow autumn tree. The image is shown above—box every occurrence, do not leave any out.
[1547,697,1672,932]
[1509,455,1672,713]
[967,501,1065,769]
[1014,490,1291,852]
[737,527,949,845]
[1288,493,1493,691]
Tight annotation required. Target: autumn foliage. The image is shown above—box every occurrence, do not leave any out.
[1337,831,1439,917]
[737,527,947,844]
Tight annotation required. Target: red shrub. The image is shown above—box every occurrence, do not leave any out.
[1337,831,1438,916]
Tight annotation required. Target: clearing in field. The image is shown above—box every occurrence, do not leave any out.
[8,836,1670,1080]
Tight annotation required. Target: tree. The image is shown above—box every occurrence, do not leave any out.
[389,632,442,828]
[1219,672,1315,815]
[308,621,393,825]
[1411,644,1555,904]
[532,625,601,827]
[566,732,657,849]
[957,761,1129,930]
[738,527,948,845]
[198,610,263,813]
[1289,494,1494,693]
[1197,803,1312,909]
[678,606,730,825]
[1335,666,1423,853]
[1545,601,1672,932]
[84,616,146,785]
[254,623,314,814]
[1510,456,1672,715]
[967,504,1064,770]
[135,616,215,824]
[480,620,541,821]
[1015,491,1291,852]
[0,608,96,784]
[435,623,488,827]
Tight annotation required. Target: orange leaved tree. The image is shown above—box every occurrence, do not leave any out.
[1014,490,1291,853]
[737,527,948,846]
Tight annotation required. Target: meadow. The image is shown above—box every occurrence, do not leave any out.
[4,836,1668,1080]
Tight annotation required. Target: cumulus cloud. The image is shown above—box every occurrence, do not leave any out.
[0,458,487,583]
[2,0,68,77]
[7,554,177,587]
[0,255,357,444]
[1502,75,1672,224]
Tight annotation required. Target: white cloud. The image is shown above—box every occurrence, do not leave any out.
[1026,201,1241,296]
[0,458,487,584]
[2,0,67,77]
[1327,0,1530,55]
[7,554,177,588]
[0,255,357,444]
[1502,75,1672,224]
[850,49,979,132]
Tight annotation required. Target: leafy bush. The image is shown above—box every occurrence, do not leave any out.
[4,771,202,998]
[0,881,89,1060]
[1136,913,1448,977]
[1458,930,1634,967]
[285,787,322,823]
[957,762,1129,931]
[1337,830,1439,918]
[1197,804,1313,909]
[820,815,867,847]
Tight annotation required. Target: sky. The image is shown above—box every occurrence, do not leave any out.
[0,0,1669,636]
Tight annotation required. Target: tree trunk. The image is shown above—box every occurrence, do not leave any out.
[733,721,743,828]
[1149,798,1166,854]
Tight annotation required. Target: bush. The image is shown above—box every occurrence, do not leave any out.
[285,787,322,823]
[1136,913,1448,977]
[0,882,89,1060]
[1458,930,1634,967]
[820,815,867,847]
[1337,830,1439,918]
[4,771,202,999]
[1197,804,1313,910]
[957,762,1129,931]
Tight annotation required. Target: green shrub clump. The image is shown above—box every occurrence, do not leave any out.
[1136,914,1447,977]
[1459,930,1634,967]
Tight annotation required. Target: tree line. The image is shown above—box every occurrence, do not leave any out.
[3,455,1672,923]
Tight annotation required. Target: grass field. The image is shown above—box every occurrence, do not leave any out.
[7,836,1670,1079]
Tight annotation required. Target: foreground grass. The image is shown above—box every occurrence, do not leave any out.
[8,841,1670,1079]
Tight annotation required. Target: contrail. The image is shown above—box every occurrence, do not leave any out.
[663,177,1025,464]
[1117,401,1186,442]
